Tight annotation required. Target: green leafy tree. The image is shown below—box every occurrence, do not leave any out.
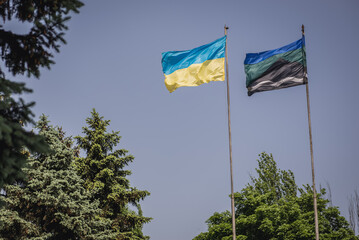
[194,152,357,240]
[0,115,115,239]
[0,0,83,187]
[75,109,151,240]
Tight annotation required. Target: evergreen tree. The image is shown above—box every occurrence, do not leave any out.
[0,0,83,187]
[0,79,48,187]
[194,152,357,240]
[0,115,115,239]
[75,109,151,240]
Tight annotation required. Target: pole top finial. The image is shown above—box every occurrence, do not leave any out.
[302,24,305,35]
[224,25,229,35]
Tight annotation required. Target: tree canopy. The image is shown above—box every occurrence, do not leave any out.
[0,0,83,187]
[0,115,115,239]
[75,109,151,239]
[194,152,357,240]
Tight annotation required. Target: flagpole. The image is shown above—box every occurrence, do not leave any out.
[224,25,236,240]
[302,25,320,240]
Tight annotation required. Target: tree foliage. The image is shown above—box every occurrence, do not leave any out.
[0,115,115,239]
[75,109,151,240]
[0,78,47,187]
[0,0,84,78]
[0,0,83,187]
[194,152,357,240]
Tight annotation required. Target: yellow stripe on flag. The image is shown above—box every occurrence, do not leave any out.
[164,58,225,93]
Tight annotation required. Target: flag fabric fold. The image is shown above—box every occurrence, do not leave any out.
[162,36,226,93]
[244,37,307,96]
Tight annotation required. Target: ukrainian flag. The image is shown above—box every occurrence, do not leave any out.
[161,36,226,93]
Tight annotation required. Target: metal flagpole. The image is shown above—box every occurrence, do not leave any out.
[302,24,320,240]
[224,25,236,240]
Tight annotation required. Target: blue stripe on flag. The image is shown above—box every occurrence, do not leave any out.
[162,36,226,76]
[244,37,305,65]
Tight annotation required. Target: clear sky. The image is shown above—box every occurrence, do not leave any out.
[13,0,359,239]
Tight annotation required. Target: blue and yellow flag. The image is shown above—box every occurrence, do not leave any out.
[161,36,226,93]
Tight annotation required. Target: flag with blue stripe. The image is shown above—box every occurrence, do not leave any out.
[162,36,226,93]
[244,37,307,96]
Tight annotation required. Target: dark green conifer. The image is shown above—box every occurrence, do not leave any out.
[75,109,151,240]
[0,115,115,239]
[0,0,83,187]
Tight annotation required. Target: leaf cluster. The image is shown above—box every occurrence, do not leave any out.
[0,0,83,78]
[194,152,357,240]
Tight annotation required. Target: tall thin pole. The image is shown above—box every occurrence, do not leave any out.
[302,24,320,240]
[224,25,236,240]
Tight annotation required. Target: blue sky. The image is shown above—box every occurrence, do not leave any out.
[14,0,359,239]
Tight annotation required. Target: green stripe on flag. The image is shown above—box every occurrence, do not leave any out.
[245,47,305,87]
